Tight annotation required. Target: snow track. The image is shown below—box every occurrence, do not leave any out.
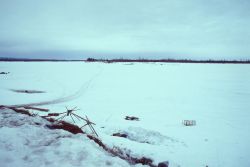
[7,68,102,108]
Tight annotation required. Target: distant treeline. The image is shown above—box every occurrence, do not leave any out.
[1,57,250,64]
[0,57,82,62]
[86,58,250,64]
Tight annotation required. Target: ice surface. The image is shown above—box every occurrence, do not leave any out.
[1,62,250,167]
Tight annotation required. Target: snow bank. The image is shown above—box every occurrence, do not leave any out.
[0,109,133,167]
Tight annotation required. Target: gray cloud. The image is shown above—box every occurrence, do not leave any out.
[0,0,250,59]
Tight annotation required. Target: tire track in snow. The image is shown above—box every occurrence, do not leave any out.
[8,68,103,108]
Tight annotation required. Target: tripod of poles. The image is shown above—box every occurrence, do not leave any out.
[54,107,98,137]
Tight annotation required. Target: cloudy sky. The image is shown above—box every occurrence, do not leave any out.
[0,0,250,60]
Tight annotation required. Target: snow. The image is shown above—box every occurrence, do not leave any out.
[1,62,250,167]
[0,109,134,167]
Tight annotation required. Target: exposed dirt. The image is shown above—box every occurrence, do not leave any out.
[46,120,85,134]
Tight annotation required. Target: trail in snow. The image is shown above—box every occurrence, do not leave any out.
[7,68,102,108]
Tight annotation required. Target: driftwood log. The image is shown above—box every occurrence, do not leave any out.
[24,106,49,112]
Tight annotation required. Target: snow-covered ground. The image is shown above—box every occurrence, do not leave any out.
[0,108,134,167]
[1,62,250,167]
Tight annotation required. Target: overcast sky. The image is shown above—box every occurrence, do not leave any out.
[0,0,250,60]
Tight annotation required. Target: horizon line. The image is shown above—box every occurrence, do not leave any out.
[1,57,250,64]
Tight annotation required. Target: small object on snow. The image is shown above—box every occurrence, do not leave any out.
[0,72,9,74]
[158,161,169,167]
[125,116,139,121]
[45,113,61,117]
[182,120,196,126]
[134,157,154,166]
[112,133,128,138]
